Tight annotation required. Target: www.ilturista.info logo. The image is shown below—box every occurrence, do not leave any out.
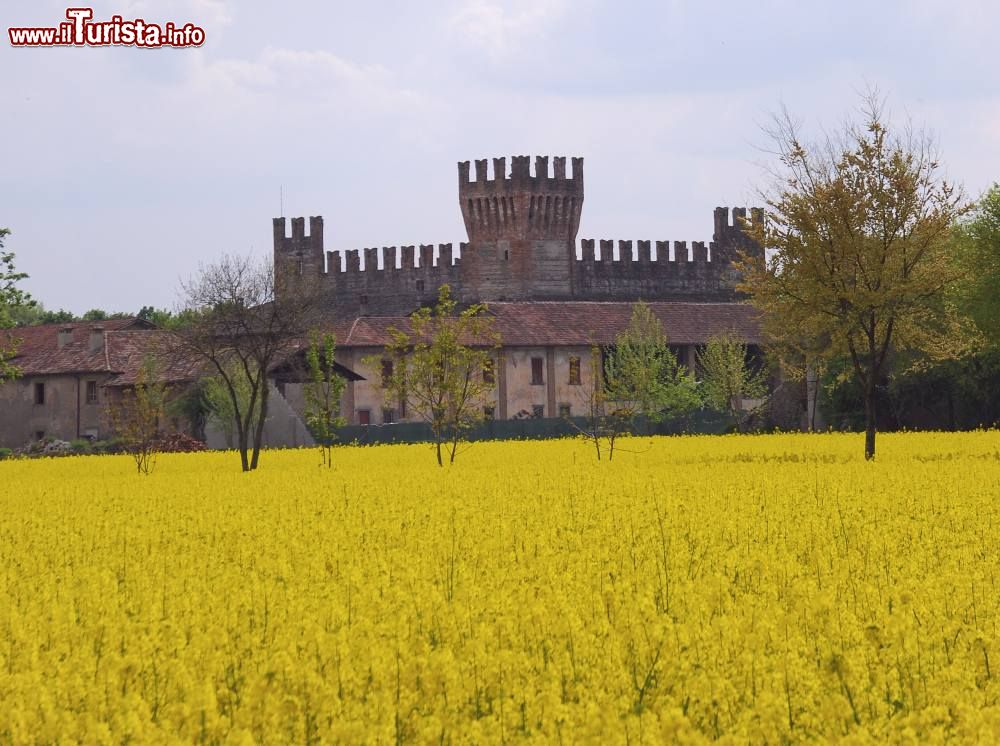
[9,8,205,48]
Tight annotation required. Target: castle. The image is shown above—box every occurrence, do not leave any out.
[267,156,770,430]
[0,156,776,450]
[273,156,763,314]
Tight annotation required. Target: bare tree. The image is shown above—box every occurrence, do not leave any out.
[175,254,318,471]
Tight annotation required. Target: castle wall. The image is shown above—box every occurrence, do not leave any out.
[272,158,763,316]
[321,244,461,316]
[570,239,739,301]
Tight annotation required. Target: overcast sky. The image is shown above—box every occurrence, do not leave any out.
[3,0,998,315]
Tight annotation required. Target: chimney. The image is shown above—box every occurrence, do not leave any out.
[89,326,104,354]
[57,327,74,349]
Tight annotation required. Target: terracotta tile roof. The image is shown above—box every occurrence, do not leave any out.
[5,318,149,376]
[103,330,205,386]
[336,301,761,348]
[4,320,203,385]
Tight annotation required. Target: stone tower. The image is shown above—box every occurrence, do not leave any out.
[273,216,324,280]
[457,155,583,301]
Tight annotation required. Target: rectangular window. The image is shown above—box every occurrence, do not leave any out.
[530,357,544,385]
[416,279,425,292]
[483,405,495,420]
[360,294,369,306]
[381,359,393,387]
[34,382,45,405]
[568,356,581,385]
[382,408,395,424]
[357,409,371,426]
[482,358,495,384]
[532,404,544,418]
[558,403,571,418]
[34,430,45,441]
[85,380,98,404]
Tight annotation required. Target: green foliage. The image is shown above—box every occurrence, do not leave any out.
[573,343,626,461]
[0,447,13,460]
[166,380,210,442]
[603,302,700,431]
[138,306,197,330]
[303,331,347,468]
[376,284,500,466]
[698,333,769,432]
[108,357,167,475]
[203,362,257,450]
[953,184,1000,343]
[81,309,130,321]
[35,307,75,325]
[0,228,35,383]
[739,93,973,459]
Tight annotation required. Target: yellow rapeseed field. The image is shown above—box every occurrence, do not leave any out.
[1,432,999,744]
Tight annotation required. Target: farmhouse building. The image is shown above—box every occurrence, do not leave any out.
[0,320,198,449]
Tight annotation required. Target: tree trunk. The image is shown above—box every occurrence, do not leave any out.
[237,426,250,472]
[435,440,443,467]
[863,377,877,461]
[250,381,270,471]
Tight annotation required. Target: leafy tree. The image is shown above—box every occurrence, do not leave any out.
[698,332,769,432]
[377,284,500,466]
[0,229,35,383]
[107,356,167,475]
[202,362,257,450]
[303,331,346,468]
[137,306,197,330]
[43,309,76,324]
[738,93,974,459]
[175,254,318,471]
[82,308,130,321]
[603,302,700,434]
[9,303,74,326]
[166,379,210,442]
[953,184,1000,343]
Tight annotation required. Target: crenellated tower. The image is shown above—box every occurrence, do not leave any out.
[273,216,325,284]
[458,155,584,301]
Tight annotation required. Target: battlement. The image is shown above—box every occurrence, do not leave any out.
[458,155,584,242]
[579,239,713,263]
[325,243,465,273]
[272,137,763,317]
[458,155,583,188]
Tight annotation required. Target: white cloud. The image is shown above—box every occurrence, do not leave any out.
[448,0,571,60]
[120,0,234,26]
[185,46,418,109]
